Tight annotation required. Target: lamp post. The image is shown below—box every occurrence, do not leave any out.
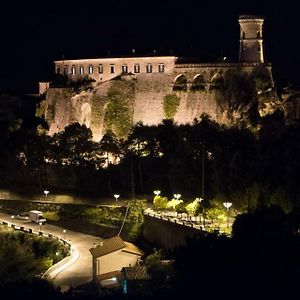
[153,190,161,196]
[39,222,42,232]
[11,215,14,226]
[63,229,66,240]
[44,190,49,197]
[223,202,232,228]
[114,194,120,202]
[196,197,204,227]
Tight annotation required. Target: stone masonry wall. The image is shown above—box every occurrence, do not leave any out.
[44,63,273,141]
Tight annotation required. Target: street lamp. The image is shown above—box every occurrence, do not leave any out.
[153,190,161,196]
[174,194,181,200]
[39,222,42,232]
[63,229,66,240]
[223,202,232,228]
[196,198,204,226]
[11,215,14,226]
[196,197,203,203]
[44,190,49,197]
[114,194,120,202]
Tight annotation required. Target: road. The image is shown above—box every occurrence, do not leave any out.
[0,212,103,292]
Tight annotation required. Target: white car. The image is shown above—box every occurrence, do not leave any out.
[16,212,29,220]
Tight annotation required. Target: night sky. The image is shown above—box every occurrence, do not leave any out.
[1,0,299,92]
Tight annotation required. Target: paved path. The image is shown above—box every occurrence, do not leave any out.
[0,212,103,291]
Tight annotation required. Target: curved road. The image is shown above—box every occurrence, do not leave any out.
[0,212,103,292]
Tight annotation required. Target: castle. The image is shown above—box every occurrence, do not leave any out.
[39,15,276,141]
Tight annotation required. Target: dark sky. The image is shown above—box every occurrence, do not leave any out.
[1,0,299,92]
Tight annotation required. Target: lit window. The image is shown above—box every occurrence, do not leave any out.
[158,64,165,73]
[98,64,103,73]
[88,65,93,74]
[110,64,115,73]
[122,65,128,73]
[134,64,140,73]
[146,64,152,73]
[80,66,84,75]
[71,66,76,75]
[56,67,61,74]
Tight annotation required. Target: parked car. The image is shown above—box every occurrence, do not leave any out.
[16,212,29,220]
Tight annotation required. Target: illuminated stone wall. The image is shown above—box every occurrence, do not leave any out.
[44,62,273,141]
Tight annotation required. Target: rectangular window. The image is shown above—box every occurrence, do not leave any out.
[110,64,115,74]
[88,65,93,74]
[158,63,165,73]
[71,66,76,75]
[98,64,103,73]
[122,65,128,73]
[146,64,152,73]
[134,64,140,73]
[63,68,68,75]
[80,66,84,75]
[56,67,61,74]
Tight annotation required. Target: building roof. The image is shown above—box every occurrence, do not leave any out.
[123,242,144,256]
[97,270,121,281]
[97,271,122,288]
[122,266,151,281]
[90,236,126,257]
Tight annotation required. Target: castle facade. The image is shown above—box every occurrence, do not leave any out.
[40,15,275,141]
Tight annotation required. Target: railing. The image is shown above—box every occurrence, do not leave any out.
[1,220,72,247]
[144,208,218,232]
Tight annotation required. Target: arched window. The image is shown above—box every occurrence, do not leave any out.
[191,75,205,91]
[173,75,187,91]
[209,74,224,90]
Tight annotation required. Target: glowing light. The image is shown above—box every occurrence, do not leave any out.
[196,197,203,203]
[44,190,49,197]
[153,190,161,196]
[114,194,120,201]
[173,194,181,200]
[223,202,232,211]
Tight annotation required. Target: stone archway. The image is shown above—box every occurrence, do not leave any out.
[173,74,188,91]
[191,74,205,91]
[209,73,224,90]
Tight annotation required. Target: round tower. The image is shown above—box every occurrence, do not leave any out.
[239,15,264,63]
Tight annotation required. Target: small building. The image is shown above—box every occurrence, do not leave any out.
[121,266,151,295]
[89,236,143,287]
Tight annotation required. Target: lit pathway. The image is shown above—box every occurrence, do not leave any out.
[0,212,103,291]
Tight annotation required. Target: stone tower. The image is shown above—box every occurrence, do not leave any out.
[239,15,264,63]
